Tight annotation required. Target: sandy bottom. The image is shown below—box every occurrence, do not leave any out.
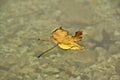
[0,0,120,80]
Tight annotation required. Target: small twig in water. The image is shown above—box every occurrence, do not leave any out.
[37,38,51,42]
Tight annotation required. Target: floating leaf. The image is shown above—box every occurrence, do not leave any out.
[37,27,84,58]
[51,27,84,50]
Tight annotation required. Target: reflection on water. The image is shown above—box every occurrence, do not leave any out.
[0,0,120,80]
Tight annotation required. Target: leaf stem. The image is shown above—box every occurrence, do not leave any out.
[37,44,58,58]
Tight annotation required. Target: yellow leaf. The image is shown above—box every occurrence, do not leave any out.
[51,27,84,50]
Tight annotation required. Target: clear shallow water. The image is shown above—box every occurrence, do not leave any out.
[0,0,120,80]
